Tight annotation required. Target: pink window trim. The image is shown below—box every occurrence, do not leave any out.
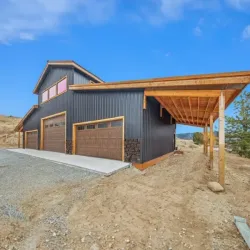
[57,78,67,94]
[42,90,48,102]
[49,85,57,99]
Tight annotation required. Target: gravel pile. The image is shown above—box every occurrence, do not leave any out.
[0,149,101,209]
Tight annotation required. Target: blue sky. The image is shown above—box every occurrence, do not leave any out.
[0,0,249,134]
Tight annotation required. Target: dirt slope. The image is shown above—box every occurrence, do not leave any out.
[1,140,250,250]
[0,115,21,148]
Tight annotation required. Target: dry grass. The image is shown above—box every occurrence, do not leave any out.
[0,115,22,148]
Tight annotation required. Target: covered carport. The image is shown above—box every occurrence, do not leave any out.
[70,71,250,187]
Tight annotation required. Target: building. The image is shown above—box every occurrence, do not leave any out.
[15,60,249,177]
[15,60,176,168]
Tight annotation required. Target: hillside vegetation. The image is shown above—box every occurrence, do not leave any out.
[0,115,22,148]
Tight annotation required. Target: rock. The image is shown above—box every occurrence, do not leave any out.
[207,182,224,192]
[52,232,57,237]
[125,239,130,243]
[81,237,85,243]
[90,243,100,250]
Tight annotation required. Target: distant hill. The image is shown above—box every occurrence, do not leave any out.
[0,115,22,148]
[177,131,219,140]
[177,133,194,140]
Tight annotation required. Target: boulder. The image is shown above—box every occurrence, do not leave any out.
[207,182,224,192]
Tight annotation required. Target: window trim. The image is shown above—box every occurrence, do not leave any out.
[41,76,67,104]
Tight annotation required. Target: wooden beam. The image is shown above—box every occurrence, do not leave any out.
[18,131,20,148]
[219,91,225,187]
[155,97,180,122]
[177,122,204,128]
[188,97,194,124]
[143,94,147,109]
[197,97,200,125]
[205,124,208,156]
[210,115,214,170]
[160,105,163,117]
[203,127,206,154]
[145,90,222,97]
[69,75,250,91]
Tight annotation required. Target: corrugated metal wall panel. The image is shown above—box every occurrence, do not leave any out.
[72,90,144,139]
[24,67,74,146]
[142,97,175,162]
[73,69,99,84]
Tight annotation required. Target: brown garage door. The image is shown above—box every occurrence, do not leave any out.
[76,119,123,161]
[26,130,38,149]
[43,114,66,153]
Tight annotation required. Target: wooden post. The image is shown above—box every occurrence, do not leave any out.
[143,95,147,109]
[203,127,206,154]
[205,124,208,156]
[210,115,214,169]
[219,91,225,186]
[18,131,21,148]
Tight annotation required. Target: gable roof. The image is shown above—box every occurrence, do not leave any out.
[14,105,38,132]
[33,60,104,94]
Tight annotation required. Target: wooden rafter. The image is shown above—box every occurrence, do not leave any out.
[188,97,194,124]
[169,97,185,123]
[155,97,179,122]
[180,98,189,123]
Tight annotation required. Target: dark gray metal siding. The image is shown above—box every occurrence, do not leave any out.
[72,90,144,139]
[24,67,74,147]
[73,69,99,84]
[142,97,175,162]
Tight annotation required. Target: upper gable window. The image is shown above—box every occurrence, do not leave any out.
[42,90,48,103]
[49,85,57,99]
[41,76,67,104]
[58,78,67,94]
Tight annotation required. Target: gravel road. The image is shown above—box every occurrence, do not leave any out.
[0,149,100,217]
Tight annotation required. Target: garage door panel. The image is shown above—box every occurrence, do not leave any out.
[43,114,65,153]
[76,120,123,161]
[26,131,38,149]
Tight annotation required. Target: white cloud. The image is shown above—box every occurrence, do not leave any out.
[225,0,250,10]
[136,0,220,24]
[0,0,117,44]
[242,25,250,39]
[193,26,202,36]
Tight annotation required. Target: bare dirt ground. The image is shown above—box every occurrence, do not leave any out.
[1,140,250,250]
[0,115,22,148]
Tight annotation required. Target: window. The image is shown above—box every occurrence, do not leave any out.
[98,123,108,129]
[50,124,53,127]
[49,85,56,99]
[57,78,67,94]
[41,77,67,103]
[77,125,85,130]
[87,124,95,129]
[42,90,48,103]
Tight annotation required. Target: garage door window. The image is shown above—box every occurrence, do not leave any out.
[87,125,95,129]
[98,123,108,129]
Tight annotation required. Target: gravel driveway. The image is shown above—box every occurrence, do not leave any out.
[0,149,100,210]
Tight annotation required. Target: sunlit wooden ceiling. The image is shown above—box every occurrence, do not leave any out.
[145,89,239,127]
